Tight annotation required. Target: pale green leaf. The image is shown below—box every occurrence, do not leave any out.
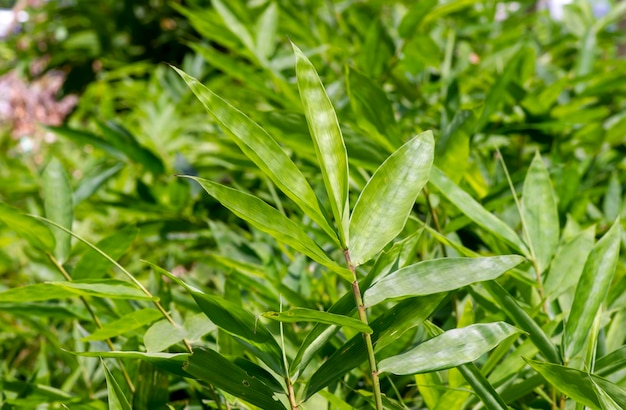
[429,166,529,255]
[172,67,337,243]
[521,152,559,273]
[364,255,524,307]
[255,2,278,60]
[184,176,350,279]
[262,308,371,334]
[349,131,434,266]
[544,226,595,301]
[82,308,162,341]
[293,43,350,246]
[378,322,522,375]
[563,219,621,360]
[42,158,73,262]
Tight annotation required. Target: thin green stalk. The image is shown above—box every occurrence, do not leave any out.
[35,215,193,353]
[279,297,299,410]
[47,253,136,393]
[343,249,383,410]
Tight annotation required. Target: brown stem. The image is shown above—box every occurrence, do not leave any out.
[343,250,383,410]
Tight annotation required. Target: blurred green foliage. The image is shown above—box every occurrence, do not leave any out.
[1,0,626,408]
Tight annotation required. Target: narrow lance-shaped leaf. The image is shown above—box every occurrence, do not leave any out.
[526,359,626,409]
[364,255,524,307]
[42,158,73,263]
[0,202,55,252]
[262,308,372,334]
[429,166,529,256]
[521,151,559,274]
[349,131,434,266]
[172,67,337,244]
[103,360,132,410]
[378,322,523,375]
[184,176,351,280]
[293,43,350,247]
[185,348,286,410]
[563,219,621,360]
[0,280,157,302]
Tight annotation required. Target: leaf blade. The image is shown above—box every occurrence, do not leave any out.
[521,152,559,273]
[364,255,525,307]
[349,131,434,266]
[378,322,523,375]
[42,158,73,262]
[262,308,372,334]
[294,43,350,246]
[563,219,621,360]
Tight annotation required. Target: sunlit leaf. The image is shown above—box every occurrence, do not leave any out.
[521,151,559,273]
[349,131,434,266]
[294,42,350,246]
[378,322,522,374]
[364,255,524,307]
[82,308,161,341]
[563,219,621,360]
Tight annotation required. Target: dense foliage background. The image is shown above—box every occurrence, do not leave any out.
[1,0,626,409]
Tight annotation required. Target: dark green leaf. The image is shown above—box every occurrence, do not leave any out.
[73,226,138,280]
[262,308,371,333]
[103,361,132,410]
[184,348,287,410]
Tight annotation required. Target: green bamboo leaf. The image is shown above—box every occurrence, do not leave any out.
[0,202,55,252]
[593,379,622,410]
[378,322,523,375]
[42,158,73,263]
[364,255,524,307]
[103,361,132,410]
[293,43,350,247]
[563,219,621,360]
[184,348,287,410]
[482,281,562,364]
[349,131,434,266]
[457,363,509,410]
[305,294,445,399]
[262,308,372,334]
[429,166,529,255]
[133,361,169,410]
[172,67,337,243]
[596,345,626,377]
[184,176,350,279]
[544,226,595,300]
[74,351,190,378]
[73,226,138,280]
[526,359,626,409]
[212,0,256,58]
[0,280,156,302]
[521,152,559,273]
[82,308,162,341]
[142,314,215,353]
